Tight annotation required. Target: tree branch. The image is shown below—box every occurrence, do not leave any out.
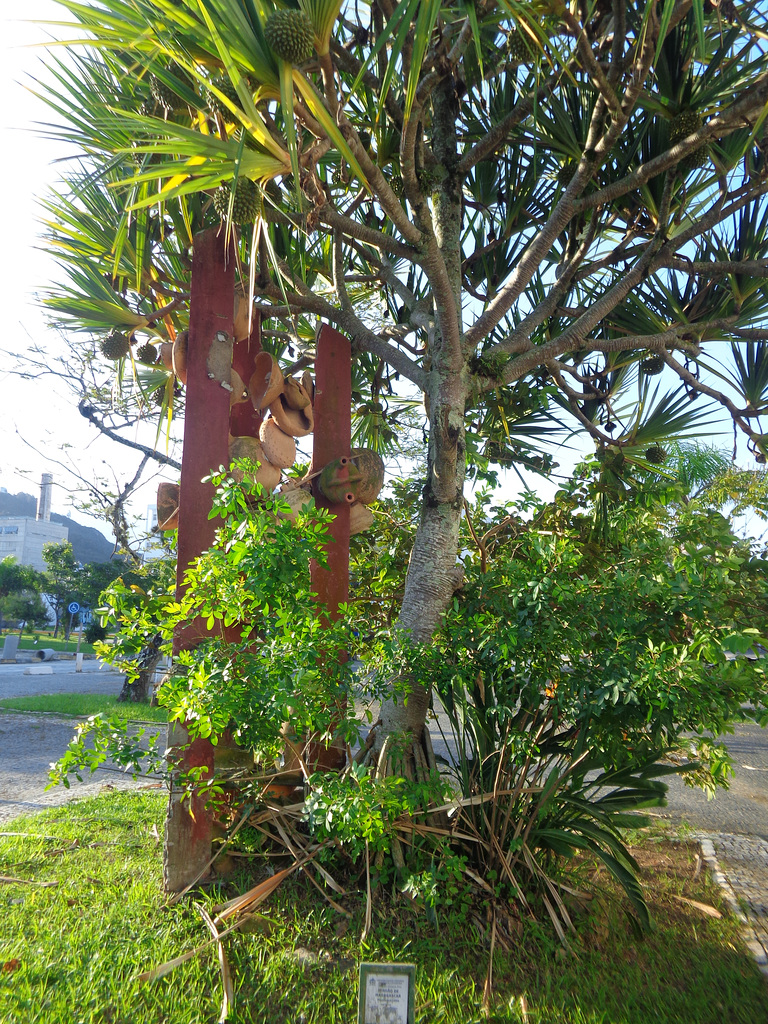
[77,400,181,471]
[255,275,427,390]
[573,76,768,217]
[318,205,421,262]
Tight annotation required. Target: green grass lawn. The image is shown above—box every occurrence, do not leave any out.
[1,632,98,656]
[0,694,167,723]
[1,791,766,1024]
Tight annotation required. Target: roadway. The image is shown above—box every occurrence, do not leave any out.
[1,659,766,838]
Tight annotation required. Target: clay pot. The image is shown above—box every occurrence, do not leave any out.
[317,458,359,504]
[230,368,249,406]
[277,487,312,521]
[269,393,314,438]
[172,330,188,385]
[301,370,314,404]
[259,417,296,469]
[233,286,253,341]
[350,501,375,535]
[249,352,283,410]
[228,435,281,491]
[159,342,174,372]
[350,447,385,504]
[283,376,311,410]
[156,482,180,530]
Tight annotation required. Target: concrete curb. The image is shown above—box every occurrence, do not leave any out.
[699,836,768,980]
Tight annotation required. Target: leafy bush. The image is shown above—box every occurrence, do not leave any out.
[50,459,768,934]
[84,620,108,644]
[54,463,363,779]
[354,468,768,928]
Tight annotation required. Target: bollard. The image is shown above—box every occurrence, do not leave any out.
[36,649,55,662]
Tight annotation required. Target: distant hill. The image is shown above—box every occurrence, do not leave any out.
[0,491,116,564]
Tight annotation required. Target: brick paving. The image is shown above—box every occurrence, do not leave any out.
[698,833,768,979]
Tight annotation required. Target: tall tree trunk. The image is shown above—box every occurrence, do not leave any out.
[117,634,162,703]
[376,79,467,759]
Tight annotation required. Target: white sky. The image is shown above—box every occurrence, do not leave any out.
[0,3,764,548]
[0,2,177,543]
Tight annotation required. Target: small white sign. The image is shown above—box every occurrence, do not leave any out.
[364,974,408,1023]
[358,963,415,1024]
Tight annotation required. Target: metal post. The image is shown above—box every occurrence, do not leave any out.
[75,616,83,672]
[309,324,352,770]
[164,227,234,892]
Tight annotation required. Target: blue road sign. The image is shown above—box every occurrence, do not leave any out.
[67,602,80,615]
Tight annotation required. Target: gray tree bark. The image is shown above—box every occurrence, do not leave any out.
[376,80,467,762]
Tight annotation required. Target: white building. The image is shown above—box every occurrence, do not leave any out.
[0,518,68,572]
[136,502,166,562]
[0,474,68,571]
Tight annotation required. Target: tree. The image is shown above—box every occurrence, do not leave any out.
[0,557,42,632]
[41,541,82,638]
[2,592,50,639]
[40,0,768,768]
[0,557,38,601]
[5,338,182,560]
[77,558,130,611]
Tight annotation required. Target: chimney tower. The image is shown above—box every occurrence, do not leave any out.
[37,473,53,522]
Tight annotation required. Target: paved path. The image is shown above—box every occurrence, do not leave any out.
[0,657,130,699]
[660,723,768,839]
[0,660,158,825]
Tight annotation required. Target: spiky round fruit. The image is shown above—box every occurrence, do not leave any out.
[206,75,245,117]
[150,65,194,114]
[669,110,708,173]
[640,354,665,376]
[670,110,701,139]
[390,174,404,197]
[264,10,315,64]
[644,444,667,465]
[136,342,158,364]
[100,331,131,360]
[213,178,260,225]
[506,29,530,62]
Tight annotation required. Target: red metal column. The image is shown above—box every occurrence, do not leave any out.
[309,325,352,770]
[164,227,234,893]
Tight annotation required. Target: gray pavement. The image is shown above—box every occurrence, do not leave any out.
[659,723,768,839]
[0,657,130,699]
[0,659,157,825]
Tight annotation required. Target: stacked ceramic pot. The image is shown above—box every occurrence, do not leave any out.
[241,352,315,489]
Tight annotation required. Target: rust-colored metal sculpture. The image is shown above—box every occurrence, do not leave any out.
[164,227,235,893]
[163,263,355,883]
[309,325,352,771]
